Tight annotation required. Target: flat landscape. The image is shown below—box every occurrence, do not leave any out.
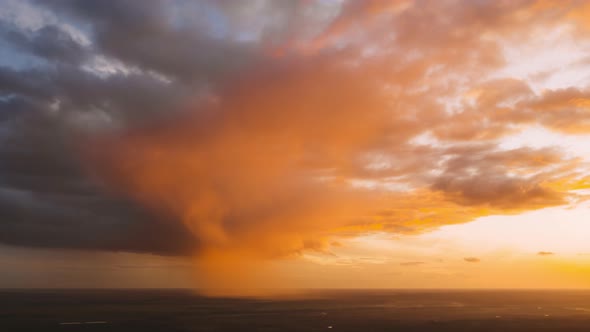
[3,290,590,332]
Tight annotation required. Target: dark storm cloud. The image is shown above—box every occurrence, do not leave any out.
[0,105,197,255]
[1,23,89,64]
[0,96,44,121]
[0,64,188,123]
[0,82,196,255]
[37,0,259,83]
[0,66,56,100]
[0,188,197,255]
[0,0,206,255]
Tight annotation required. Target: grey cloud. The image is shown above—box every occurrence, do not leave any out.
[0,0,254,255]
[0,107,197,255]
[38,0,261,84]
[0,0,279,256]
[1,23,89,64]
[431,147,566,209]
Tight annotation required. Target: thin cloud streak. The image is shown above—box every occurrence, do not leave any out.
[464,257,481,263]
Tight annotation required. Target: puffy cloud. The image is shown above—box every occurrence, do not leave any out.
[429,146,569,209]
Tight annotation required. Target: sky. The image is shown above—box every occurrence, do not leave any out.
[1,0,590,295]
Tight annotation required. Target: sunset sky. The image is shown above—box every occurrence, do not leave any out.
[1,0,590,294]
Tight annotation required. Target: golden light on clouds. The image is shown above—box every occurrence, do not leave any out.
[73,0,590,294]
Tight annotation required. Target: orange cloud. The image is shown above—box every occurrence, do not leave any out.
[80,0,590,294]
[400,261,425,266]
[464,257,481,263]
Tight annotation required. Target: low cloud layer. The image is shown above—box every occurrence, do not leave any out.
[400,261,425,267]
[1,0,590,291]
[464,257,481,263]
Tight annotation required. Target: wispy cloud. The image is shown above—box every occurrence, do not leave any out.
[400,261,425,267]
[464,257,481,263]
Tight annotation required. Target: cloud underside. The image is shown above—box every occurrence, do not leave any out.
[0,0,590,257]
[400,261,425,267]
[464,257,481,263]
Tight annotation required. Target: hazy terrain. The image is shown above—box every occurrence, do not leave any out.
[2,289,590,331]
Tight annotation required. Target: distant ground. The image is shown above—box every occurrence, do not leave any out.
[2,289,590,331]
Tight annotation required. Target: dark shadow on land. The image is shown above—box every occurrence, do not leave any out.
[2,289,590,331]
